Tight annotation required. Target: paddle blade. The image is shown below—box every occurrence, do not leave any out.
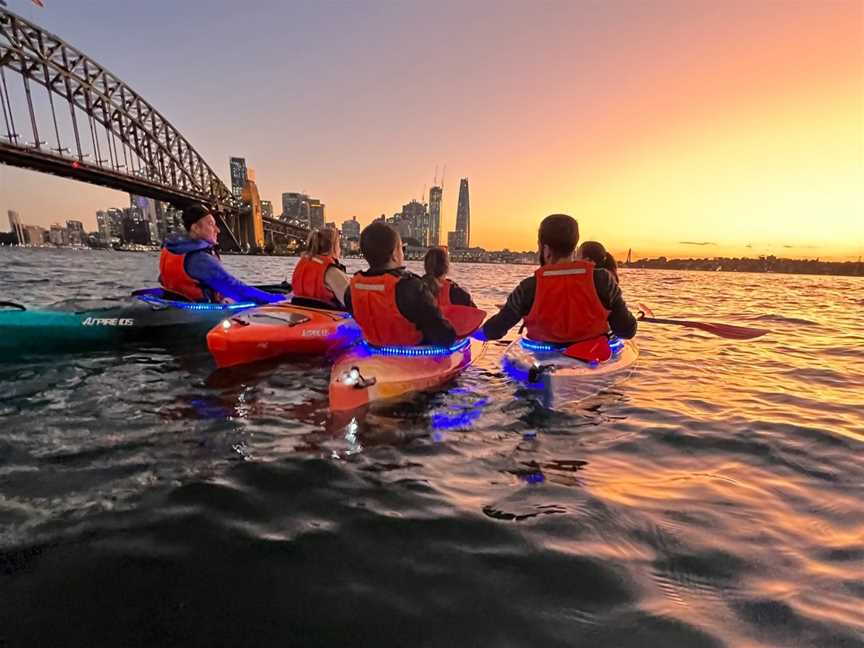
[679,320,769,340]
[563,336,612,362]
[641,317,769,340]
[442,305,487,338]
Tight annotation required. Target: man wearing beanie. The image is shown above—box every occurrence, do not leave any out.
[158,203,284,304]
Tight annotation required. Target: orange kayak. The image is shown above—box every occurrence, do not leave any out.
[207,303,362,368]
[329,338,484,412]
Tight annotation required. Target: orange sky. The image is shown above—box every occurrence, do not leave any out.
[1,1,862,259]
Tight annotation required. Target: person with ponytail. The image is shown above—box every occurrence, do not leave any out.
[422,247,476,308]
[290,227,350,307]
[578,241,620,283]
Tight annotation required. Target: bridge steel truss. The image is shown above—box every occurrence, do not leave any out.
[0,8,308,250]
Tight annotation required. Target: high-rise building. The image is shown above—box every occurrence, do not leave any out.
[428,186,442,246]
[131,195,164,244]
[260,200,274,219]
[400,200,427,246]
[96,210,111,242]
[342,216,361,240]
[49,223,70,246]
[23,225,47,246]
[229,157,247,197]
[121,207,151,245]
[309,199,325,230]
[7,210,25,245]
[66,220,86,246]
[281,192,309,224]
[450,178,470,249]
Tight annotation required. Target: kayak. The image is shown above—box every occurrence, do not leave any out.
[502,336,639,409]
[0,288,261,356]
[329,338,484,412]
[206,303,362,368]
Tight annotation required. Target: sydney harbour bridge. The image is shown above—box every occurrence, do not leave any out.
[0,7,307,251]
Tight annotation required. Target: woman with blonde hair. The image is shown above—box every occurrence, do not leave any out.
[291,227,349,307]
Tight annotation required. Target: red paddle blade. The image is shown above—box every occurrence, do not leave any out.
[442,305,487,338]
[678,320,769,340]
[563,337,612,362]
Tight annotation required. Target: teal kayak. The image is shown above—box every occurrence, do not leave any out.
[0,288,272,357]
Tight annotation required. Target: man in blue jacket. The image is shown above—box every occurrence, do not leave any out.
[158,203,283,304]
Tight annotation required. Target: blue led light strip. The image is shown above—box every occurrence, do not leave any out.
[363,337,471,357]
[519,338,566,353]
[137,295,256,311]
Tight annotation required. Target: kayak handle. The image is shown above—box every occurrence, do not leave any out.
[0,301,26,311]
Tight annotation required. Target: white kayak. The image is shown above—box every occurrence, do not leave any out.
[501,336,639,410]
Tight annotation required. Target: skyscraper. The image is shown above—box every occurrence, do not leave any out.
[428,186,442,246]
[7,210,25,245]
[260,200,274,219]
[132,195,164,244]
[66,220,86,246]
[308,200,325,230]
[448,178,470,249]
[342,216,361,240]
[229,157,247,197]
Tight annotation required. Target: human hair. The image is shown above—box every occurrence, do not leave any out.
[579,240,619,282]
[304,227,338,258]
[538,214,579,259]
[182,203,210,231]
[423,247,449,280]
[359,221,399,269]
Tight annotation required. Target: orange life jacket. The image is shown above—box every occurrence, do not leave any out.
[159,246,209,302]
[523,260,610,343]
[349,272,423,346]
[292,255,339,304]
[436,278,453,308]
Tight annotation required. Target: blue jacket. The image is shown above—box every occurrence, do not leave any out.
[162,235,284,305]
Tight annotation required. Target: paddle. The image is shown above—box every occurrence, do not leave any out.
[442,305,487,338]
[637,303,769,340]
[562,336,612,362]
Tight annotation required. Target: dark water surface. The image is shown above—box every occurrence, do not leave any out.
[1,248,862,647]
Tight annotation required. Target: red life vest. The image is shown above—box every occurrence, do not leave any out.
[436,278,453,308]
[159,246,208,302]
[349,273,423,346]
[523,260,610,343]
[292,255,339,304]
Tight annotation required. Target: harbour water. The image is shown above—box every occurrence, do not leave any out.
[1,247,862,646]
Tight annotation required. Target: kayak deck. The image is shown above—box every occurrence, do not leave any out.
[329,338,483,412]
[502,336,639,409]
[207,303,361,368]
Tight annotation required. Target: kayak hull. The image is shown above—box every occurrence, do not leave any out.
[502,336,639,409]
[206,303,362,368]
[329,338,482,412]
[0,290,257,356]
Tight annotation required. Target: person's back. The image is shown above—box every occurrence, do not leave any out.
[345,222,456,347]
[480,214,636,343]
[159,204,283,305]
[421,247,476,309]
[291,227,349,307]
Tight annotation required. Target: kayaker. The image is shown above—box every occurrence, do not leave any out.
[579,241,619,283]
[422,247,476,308]
[159,204,284,304]
[478,214,637,343]
[344,222,456,346]
[291,227,350,307]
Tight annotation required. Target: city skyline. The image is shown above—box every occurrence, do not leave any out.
[0,1,861,260]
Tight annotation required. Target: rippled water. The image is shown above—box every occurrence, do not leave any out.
[1,247,862,647]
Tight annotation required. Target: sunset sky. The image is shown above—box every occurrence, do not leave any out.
[0,0,861,259]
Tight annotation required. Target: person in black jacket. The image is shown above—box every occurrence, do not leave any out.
[479,214,637,343]
[344,222,456,347]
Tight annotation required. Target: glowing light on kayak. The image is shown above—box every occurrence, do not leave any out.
[361,338,470,357]
[137,295,256,311]
[519,338,566,353]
